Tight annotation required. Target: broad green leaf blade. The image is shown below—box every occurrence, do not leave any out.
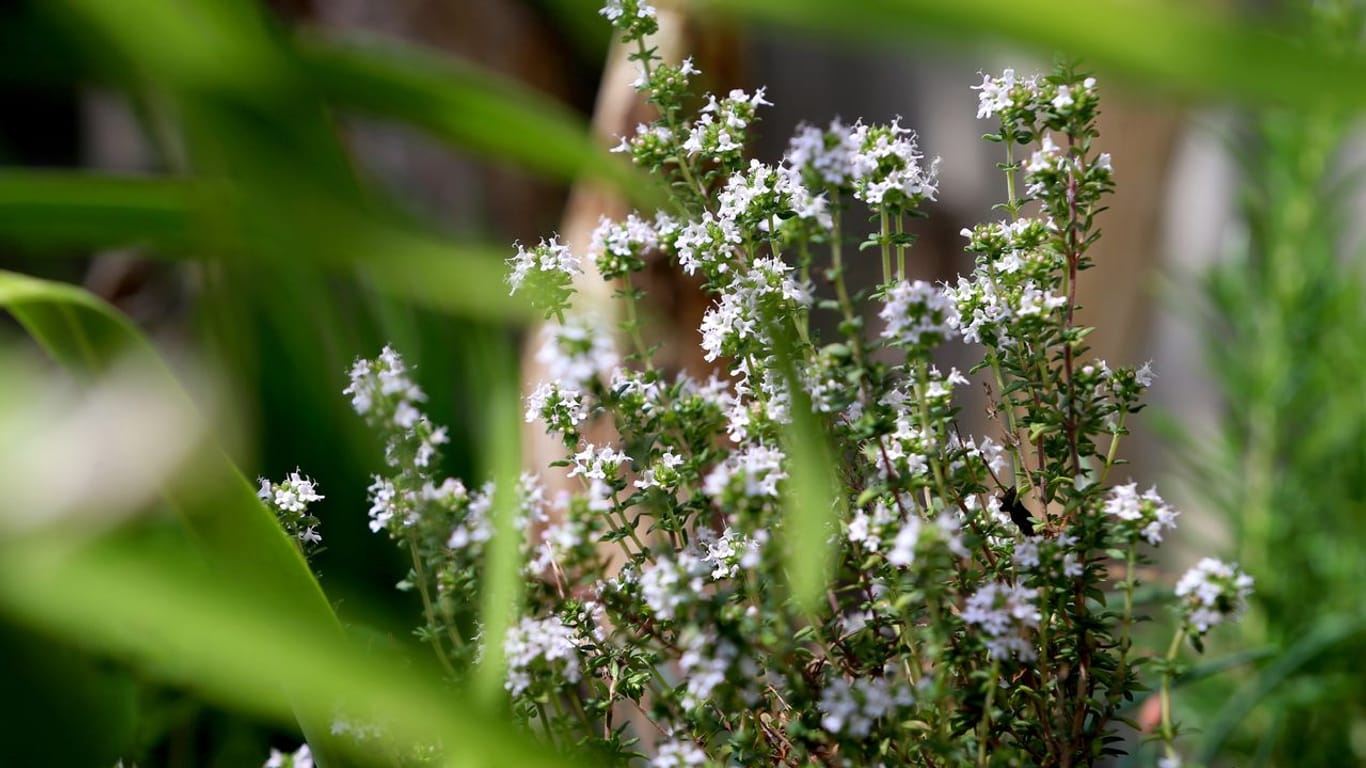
[469,338,526,706]
[714,0,1366,109]
[0,171,193,251]
[295,35,663,209]
[769,320,842,614]
[0,270,349,764]
[0,269,150,372]
[0,531,588,768]
[0,172,534,321]
[782,401,842,614]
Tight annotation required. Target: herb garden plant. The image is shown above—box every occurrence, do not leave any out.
[261,3,1254,766]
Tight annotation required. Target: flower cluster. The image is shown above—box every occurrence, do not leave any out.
[264,744,312,768]
[507,236,582,320]
[1104,481,1180,545]
[1175,557,1254,635]
[257,469,324,554]
[272,9,1255,767]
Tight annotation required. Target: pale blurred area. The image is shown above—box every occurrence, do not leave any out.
[0,353,220,536]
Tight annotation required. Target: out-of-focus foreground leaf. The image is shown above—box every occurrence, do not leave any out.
[715,0,1366,109]
[295,35,655,208]
[469,341,526,707]
[0,530,585,768]
[0,270,349,763]
[0,170,532,321]
[770,322,842,614]
[0,172,191,251]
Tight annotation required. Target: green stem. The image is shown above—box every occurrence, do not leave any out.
[621,277,653,371]
[830,195,857,326]
[1098,411,1127,486]
[978,658,1001,767]
[1160,625,1188,761]
[896,212,907,281]
[1004,141,1019,214]
[406,531,459,678]
[633,37,707,202]
[880,210,892,287]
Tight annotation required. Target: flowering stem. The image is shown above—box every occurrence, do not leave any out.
[406,531,460,678]
[535,702,560,751]
[609,489,650,559]
[827,195,910,521]
[633,37,708,203]
[1003,140,1022,217]
[1099,411,1127,486]
[880,210,893,287]
[913,364,950,504]
[1061,135,1086,479]
[621,277,654,371]
[829,195,857,325]
[896,212,907,282]
[977,657,1001,766]
[1159,625,1187,762]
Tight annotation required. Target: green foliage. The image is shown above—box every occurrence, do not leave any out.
[1169,3,1366,765]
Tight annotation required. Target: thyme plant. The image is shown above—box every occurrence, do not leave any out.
[268,3,1254,765]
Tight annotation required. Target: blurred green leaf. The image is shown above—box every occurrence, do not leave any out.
[781,402,842,614]
[0,268,149,371]
[0,530,586,768]
[770,323,841,614]
[0,172,534,321]
[0,270,350,764]
[468,339,525,707]
[0,171,193,251]
[714,0,1366,109]
[1197,613,1366,762]
[296,36,660,208]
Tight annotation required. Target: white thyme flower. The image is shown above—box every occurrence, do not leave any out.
[703,444,787,500]
[963,582,1042,661]
[785,117,860,187]
[259,469,324,513]
[366,476,401,533]
[599,0,656,22]
[1175,558,1254,634]
[536,318,620,389]
[1013,537,1042,569]
[590,212,658,277]
[1052,84,1074,110]
[635,449,684,491]
[264,744,313,768]
[819,675,910,738]
[525,379,589,435]
[1136,360,1156,388]
[887,516,922,567]
[702,526,765,580]
[503,614,582,697]
[652,738,707,768]
[344,345,427,428]
[679,629,737,711]
[1104,482,1180,545]
[973,68,1039,120]
[567,443,629,482]
[848,118,939,208]
[508,236,578,293]
[638,552,706,621]
[682,88,772,162]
